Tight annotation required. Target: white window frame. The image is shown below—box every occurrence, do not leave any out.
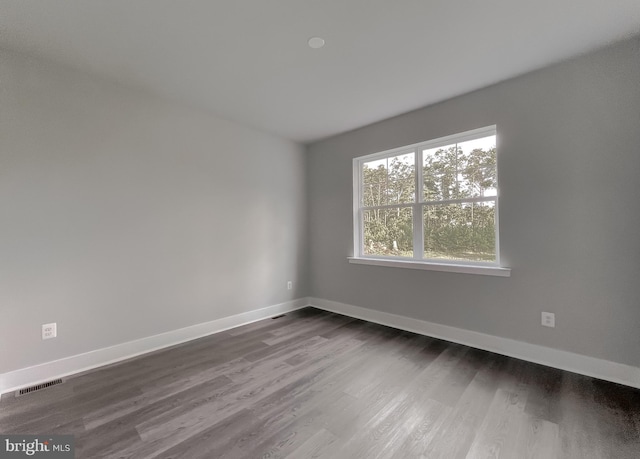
[350,125,510,277]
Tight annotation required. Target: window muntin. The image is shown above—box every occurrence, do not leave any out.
[354,126,499,266]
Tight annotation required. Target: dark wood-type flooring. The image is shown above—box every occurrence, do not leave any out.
[1,308,639,458]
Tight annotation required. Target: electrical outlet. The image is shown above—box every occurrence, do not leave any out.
[541,312,555,328]
[287,281,292,290]
[42,323,57,340]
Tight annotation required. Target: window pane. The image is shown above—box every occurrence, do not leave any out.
[423,201,495,262]
[363,158,389,206]
[363,153,415,206]
[423,143,457,201]
[387,153,415,204]
[423,135,496,201]
[363,208,413,257]
[457,136,497,198]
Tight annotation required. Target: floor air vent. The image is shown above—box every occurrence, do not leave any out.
[17,378,63,396]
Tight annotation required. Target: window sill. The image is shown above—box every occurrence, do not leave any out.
[348,257,511,277]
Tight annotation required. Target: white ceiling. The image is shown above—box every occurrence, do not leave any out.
[1,1,639,143]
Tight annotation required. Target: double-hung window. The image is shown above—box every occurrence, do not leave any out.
[352,125,509,276]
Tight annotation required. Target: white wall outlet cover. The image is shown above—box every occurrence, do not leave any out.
[42,323,57,340]
[541,312,555,328]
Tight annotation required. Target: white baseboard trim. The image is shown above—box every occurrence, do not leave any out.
[309,297,640,389]
[4,297,637,395]
[0,298,310,395]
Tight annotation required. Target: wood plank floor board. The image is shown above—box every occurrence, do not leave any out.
[364,347,467,457]
[261,313,355,346]
[218,329,439,458]
[318,317,369,340]
[256,310,338,339]
[1,382,144,434]
[406,353,505,459]
[464,387,530,459]
[225,308,320,337]
[150,408,262,459]
[334,388,425,459]
[65,331,268,401]
[463,355,541,459]
[1,307,638,458]
[523,364,564,424]
[226,336,331,384]
[513,414,560,459]
[330,344,468,446]
[242,317,365,364]
[83,374,234,431]
[244,329,397,426]
[131,325,375,455]
[557,373,607,459]
[341,333,437,400]
[389,398,451,459]
[428,348,492,408]
[590,378,640,457]
[243,325,395,421]
[283,428,340,459]
[223,406,327,458]
[75,423,143,459]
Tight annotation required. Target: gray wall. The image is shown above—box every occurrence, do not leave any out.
[0,50,308,373]
[307,37,640,367]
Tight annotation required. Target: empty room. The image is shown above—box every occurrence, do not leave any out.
[1,1,639,458]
